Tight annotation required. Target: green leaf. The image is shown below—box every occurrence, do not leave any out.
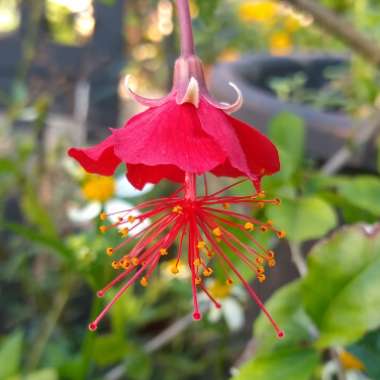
[8,368,58,380]
[302,224,380,348]
[97,0,116,5]
[93,334,131,366]
[2,223,72,261]
[21,185,58,237]
[264,149,296,185]
[350,329,380,380]
[268,112,305,169]
[195,0,221,21]
[254,281,316,354]
[232,347,319,380]
[0,331,23,379]
[0,159,17,174]
[266,196,337,242]
[337,176,380,216]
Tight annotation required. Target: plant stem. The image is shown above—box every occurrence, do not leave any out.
[321,110,380,175]
[283,0,380,67]
[26,274,75,371]
[176,0,196,56]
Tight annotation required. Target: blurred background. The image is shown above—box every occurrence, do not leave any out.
[1,0,380,379]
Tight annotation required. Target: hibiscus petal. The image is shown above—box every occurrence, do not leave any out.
[196,100,252,177]
[113,100,227,174]
[227,115,280,177]
[68,134,121,176]
[126,163,185,190]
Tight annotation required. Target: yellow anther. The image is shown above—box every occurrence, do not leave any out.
[171,266,179,275]
[206,249,214,258]
[128,215,136,223]
[223,203,230,209]
[244,222,255,231]
[268,259,276,268]
[99,226,107,233]
[277,230,286,239]
[119,256,130,266]
[131,257,139,266]
[193,258,201,266]
[256,257,264,264]
[140,277,148,287]
[197,241,206,249]
[120,228,129,238]
[160,248,168,256]
[260,225,268,232]
[99,212,107,221]
[195,277,202,285]
[111,260,120,269]
[258,191,266,198]
[172,205,183,214]
[256,267,265,274]
[203,267,213,277]
[120,260,130,269]
[267,250,275,259]
[274,198,281,205]
[226,278,233,286]
[266,220,273,226]
[257,274,266,283]
[257,201,265,209]
[212,227,222,237]
[106,247,114,256]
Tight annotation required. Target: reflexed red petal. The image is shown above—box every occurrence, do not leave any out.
[113,100,227,173]
[126,163,185,190]
[228,115,280,176]
[68,135,120,176]
[197,100,252,176]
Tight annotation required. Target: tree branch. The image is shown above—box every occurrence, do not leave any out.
[283,0,380,67]
[322,110,380,175]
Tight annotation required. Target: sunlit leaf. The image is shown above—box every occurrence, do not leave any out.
[268,112,305,170]
[0,330,23,379]
[302,224,380,348]
[254,281,316,354]
[232,347,319,380]
[266,196,337,242]
[337,176,380,216]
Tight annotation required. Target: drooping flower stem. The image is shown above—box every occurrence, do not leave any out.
[176,0,195,56]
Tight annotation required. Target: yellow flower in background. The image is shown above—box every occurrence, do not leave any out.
[270,31,292,55]
[189,0,199,18]
[161,258,191,279]
[339,351,365,371]
[218,48,241,62]
[82,175,115,202]
[209,280,232,299]
[284,15,301,32]
[239,1,278,25]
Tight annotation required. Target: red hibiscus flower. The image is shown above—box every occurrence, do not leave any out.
[68,0,284,338]
[68,53,279,192]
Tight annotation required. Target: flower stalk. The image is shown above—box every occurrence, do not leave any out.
[176,0,196,56]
